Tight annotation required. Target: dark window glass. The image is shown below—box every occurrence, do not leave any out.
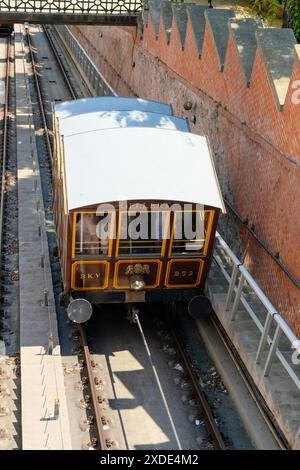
[171,211,212,256]
[74,212,113,257]
[117,211,168,256]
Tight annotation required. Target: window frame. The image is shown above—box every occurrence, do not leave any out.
[168,210,214,258]
[116,210,170,258]
[71,210,115,259]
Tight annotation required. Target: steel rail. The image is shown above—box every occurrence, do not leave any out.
[26,28,53,162]
[51,25,95,98]
[77,324,107,450]
[42,26,77,100]
[26,25,108,450]
[38,27,225,449]
[0,37,11,292]
[31,24,290,450]
[170,324,226,450]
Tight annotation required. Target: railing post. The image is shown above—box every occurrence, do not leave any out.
[263,324,282,377]
[255,312,274,364]
[225,264,239,311]
[230,274,244,321]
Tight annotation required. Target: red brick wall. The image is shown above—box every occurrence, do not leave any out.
[68,19,300,335]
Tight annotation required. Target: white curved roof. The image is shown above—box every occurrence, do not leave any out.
[62,127,225,212]
[59,110,189,136]
[55,96,172,119]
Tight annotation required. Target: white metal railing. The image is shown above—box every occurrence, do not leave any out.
[55,25,116,97]
[211,232,300,389]
[210,232,300,443]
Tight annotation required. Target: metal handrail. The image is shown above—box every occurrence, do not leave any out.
[211,232,300,444]
[213,232,299,385]
[55,25,116,97]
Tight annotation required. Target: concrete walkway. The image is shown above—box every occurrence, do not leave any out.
[15,24,72,450]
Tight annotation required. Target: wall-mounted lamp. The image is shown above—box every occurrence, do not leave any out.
[183,101,193,111]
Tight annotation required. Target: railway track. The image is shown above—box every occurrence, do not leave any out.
[133,309,226,450]
[26,27,53,163]
[77,324,120,450]
[42,26,77,100]
[0,32,21,450]
[35,25,228,449]
[26,27,230,450]
[23,23,270,450]
[0,36,10,286]
[0,35,11,447]
[169,324,225,449]
[44,25,289,450]
[25,26,113,450]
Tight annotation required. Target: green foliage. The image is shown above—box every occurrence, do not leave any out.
[252,0,264,16]
[287,0,300,41]
[267,0,282,19]
[252,0,300,41]
[251,0,283,22]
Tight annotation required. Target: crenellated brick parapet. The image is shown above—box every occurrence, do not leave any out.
[68,2,300,334]
[142,2,300,161]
